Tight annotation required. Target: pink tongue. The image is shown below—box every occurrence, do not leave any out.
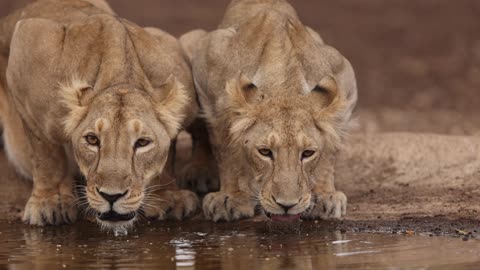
[271,214,301,222]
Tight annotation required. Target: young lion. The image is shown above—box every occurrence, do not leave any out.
[181,0,358,222]
[0,0,199,229]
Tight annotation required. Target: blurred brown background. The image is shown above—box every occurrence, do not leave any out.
[1,0,479,135]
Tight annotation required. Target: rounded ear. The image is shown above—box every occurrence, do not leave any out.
[223,73,258,143]
[225,73,258,110]
[311,58,358,149]
[311,75,340,110]
[59,79,95,136]
[335,57,358,122]
[153,75,190,139]
[312,58,357,120]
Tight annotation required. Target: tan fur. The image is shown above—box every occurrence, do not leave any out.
[182,0,357,221]
[0,0,199,228]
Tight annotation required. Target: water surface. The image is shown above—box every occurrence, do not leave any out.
[0,220,479,269]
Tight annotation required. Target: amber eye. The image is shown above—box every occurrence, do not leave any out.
[258,148,273,159]
[301,150,316,159]
[135,138,151,149]
[85,134,100,146]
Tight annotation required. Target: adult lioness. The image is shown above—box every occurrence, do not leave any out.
[181,0,357,222]
[0,0,199,228]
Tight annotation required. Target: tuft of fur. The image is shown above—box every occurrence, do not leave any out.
[59,78,92,137]
[155,75,190,139]
[223,78,258,146]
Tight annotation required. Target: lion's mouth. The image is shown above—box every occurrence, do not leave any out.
[97,211,136,222]
[265,212,301,222]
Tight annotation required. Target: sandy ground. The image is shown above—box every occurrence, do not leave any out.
[0,0,479,230]
[1,132,479,227]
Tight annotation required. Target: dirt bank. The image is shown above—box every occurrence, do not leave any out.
[1,133,478,230]
[337,133,480,221]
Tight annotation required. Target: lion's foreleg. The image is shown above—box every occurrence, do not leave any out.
[143,143,200,221]
[302,153,347,220]
[22,131,77,226]
[202,146,257,222]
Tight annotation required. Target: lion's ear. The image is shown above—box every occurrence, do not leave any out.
[311,75,341,114]
[224,73,258,141]
[310,75,343,146]
[225,73,259,111]
[60,79,95,136]
[311,59,358,149]
[153,75,190,139]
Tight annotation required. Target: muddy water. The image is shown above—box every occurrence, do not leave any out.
[0,221,479,270]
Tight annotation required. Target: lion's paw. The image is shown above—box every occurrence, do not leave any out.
[23,192,78,226]
[203,191,255,222]
[145,190,199,220]
[302,191,347,220]
[178,163,219,194]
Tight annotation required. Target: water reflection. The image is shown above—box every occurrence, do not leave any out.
[0,221,479,270]
[171,238,196,268]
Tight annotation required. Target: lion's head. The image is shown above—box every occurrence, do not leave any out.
[220,67,356,221]
[61,76,188,228]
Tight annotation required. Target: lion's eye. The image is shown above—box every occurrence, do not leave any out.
[258,148,273,159]
[301,150,316,159]
[85,134,100,146]
[135,138,151,149]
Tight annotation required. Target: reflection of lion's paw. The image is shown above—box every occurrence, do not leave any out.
[23,192,78,226]
[302,191,347,220]
[145,190,199,220]
[203,191,255,222]
[179,163,219,194]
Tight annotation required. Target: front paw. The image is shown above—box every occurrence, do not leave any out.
[302,191,347,220]
[203,191,255,222]
[23,192,78,226]
[144,190,199,220]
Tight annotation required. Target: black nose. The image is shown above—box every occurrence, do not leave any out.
[272,196,298,212]
[97,188,128,204]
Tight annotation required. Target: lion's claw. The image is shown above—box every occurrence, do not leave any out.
[203,191,255,222]
[144,190,199,220]
[302,191,347,220]
[23,192,78,226]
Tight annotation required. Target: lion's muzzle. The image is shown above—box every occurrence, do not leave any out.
[90,187,141,224]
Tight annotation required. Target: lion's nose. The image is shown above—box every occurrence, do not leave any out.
[97,188,128,205]
[272,196,298,213]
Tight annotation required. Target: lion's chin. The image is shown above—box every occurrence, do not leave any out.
[95,211,137,235]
